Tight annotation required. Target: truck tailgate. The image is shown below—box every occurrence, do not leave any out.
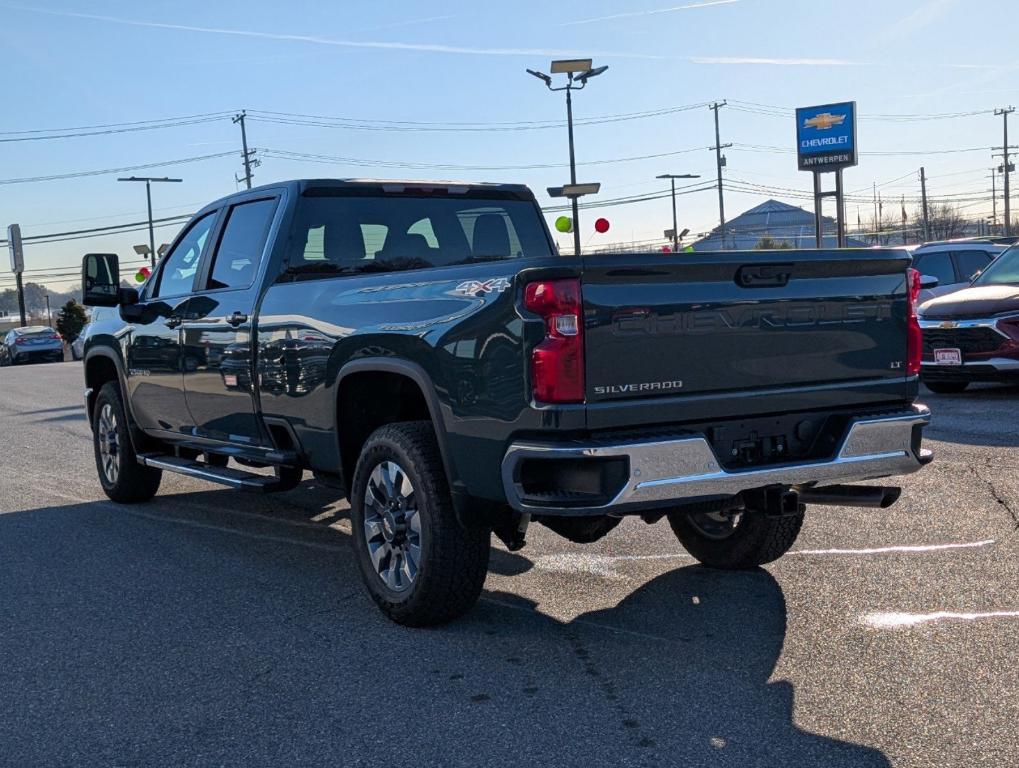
[582,250,911,421]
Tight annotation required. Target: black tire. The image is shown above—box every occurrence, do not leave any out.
[92,382,162,503]
[924,380,969,394]
[537,515,622,544]
[668,505,803,570]
[350,421,490,626]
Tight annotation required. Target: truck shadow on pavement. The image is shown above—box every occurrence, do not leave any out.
[0,491,889,767]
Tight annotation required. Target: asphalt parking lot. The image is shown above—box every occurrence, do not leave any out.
[1,362,1016,767]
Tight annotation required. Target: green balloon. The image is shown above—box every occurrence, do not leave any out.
[554,216,573,233]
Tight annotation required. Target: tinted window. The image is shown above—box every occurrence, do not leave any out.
[914,252,956,286]
[973,245,1019,286]
[954,250,993,281]
[155,212,217,298]
[206,199,277,290]
[287,192,552,276]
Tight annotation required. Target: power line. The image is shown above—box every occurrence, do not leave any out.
[0,114,234,143]
[0,151,236,185]
[246,102,715,132]
[262,144,708,172]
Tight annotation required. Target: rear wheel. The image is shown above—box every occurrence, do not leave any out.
[92,382,162,503]
[668,502,803,569]
[924,380,969,394]
[350,421,490,626]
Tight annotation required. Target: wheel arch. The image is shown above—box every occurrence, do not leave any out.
[334,358,458,500]
[84,348,126,427]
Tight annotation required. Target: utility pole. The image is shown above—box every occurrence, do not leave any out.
[994,107,1016,237]
[709,102,731,238]
[233,111,257,189]
[920,167,930,242]
[45,294,51,328]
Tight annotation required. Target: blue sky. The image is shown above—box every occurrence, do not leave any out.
[2,0,1018,289]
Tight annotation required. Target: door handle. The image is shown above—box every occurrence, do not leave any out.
[164,316,182,329]
[226,311,249,327]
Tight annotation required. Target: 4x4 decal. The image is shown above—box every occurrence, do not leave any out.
[454,277,511,297]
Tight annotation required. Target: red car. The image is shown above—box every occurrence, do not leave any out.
[918,243,1019,393]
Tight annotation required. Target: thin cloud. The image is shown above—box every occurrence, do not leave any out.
[690,56,862,66]
[563,0,740,26]
[5,5,663,59]
[879,0,956,42]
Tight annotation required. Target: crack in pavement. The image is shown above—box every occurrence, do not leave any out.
[974,465,1019,532]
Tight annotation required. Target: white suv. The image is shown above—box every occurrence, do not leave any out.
[911,239,1010,302]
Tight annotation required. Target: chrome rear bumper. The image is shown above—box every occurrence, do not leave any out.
[502,404,931,515]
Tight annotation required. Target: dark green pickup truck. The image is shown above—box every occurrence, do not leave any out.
[80,179,932,625]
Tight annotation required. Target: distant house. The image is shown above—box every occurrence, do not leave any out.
[691,199,871,251]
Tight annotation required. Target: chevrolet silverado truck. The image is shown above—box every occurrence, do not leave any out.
[80,179,933,626]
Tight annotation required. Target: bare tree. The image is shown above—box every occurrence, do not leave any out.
[922,202,968,241]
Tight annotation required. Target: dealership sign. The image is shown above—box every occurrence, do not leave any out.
[795,102,857,171]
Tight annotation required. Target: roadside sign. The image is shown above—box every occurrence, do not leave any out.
[7,223,24,273]
[795,102,858,171]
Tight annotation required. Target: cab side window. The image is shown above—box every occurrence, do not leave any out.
[154,212,217,298]
[914,252,956,287]
[205,198,278,291]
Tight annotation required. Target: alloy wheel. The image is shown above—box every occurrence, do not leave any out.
[363,460,421,592]
[97,403,120,484]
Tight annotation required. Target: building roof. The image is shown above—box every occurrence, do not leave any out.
[691,198,870,251]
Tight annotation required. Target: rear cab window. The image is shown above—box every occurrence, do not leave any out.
[284,186,552,278]
[204,198,279,291]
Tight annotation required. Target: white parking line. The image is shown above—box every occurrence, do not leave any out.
[789,539,996,556]
[862,610,1019,629]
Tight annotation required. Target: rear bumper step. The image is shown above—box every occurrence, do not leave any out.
[137,454,285,493]
[502,404,931,515]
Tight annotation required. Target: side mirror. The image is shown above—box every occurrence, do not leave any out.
[82,253,122,307]
[919,274,939,290]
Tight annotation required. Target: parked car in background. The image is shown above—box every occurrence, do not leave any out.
[911,238,1009,303]
[0,326,64,366]
[919,242,1019,393]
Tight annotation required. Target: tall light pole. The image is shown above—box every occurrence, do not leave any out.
[527,59,608,256]
[117,176,183,268]
[657,173,700,252]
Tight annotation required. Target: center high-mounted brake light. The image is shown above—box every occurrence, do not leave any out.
[906,267,922,376]
[524,278,585,403]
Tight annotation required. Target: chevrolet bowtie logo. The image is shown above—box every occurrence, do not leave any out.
[804,112,847,130]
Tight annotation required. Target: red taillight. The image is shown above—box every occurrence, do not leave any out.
[14,337,28,345]
[51,334,62,341]
[524,278,585,403]
[906,267,922,376]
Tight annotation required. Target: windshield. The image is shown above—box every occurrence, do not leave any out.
[972,245,1019,287]
[287,191,553,275]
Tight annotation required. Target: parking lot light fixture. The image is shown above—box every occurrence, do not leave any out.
[657,174,701,252]
[118,176,182,269]
[527,59,609,256]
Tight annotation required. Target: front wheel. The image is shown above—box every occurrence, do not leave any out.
[924,380,969,394]
[668,503,803,570]
[350,421,490,626]
[92,382,162,503]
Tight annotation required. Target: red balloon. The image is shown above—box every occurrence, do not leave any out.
[594,217,610,234]
[661,245,672,254]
